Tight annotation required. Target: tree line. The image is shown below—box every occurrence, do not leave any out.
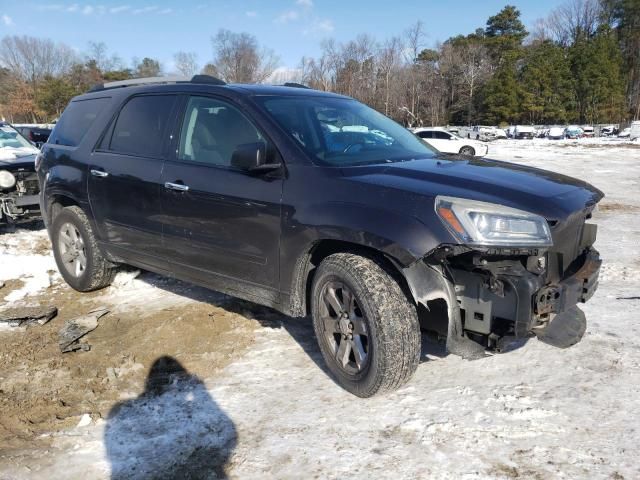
[0,0,638,127]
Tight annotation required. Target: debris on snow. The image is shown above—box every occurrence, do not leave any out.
[0,305,57,327]
[77,414,92,428]
[58,308,109,353]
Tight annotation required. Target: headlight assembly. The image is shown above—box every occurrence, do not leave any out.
[435,195,552,247]
[0,170,16,190]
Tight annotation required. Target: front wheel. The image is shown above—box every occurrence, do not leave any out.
[51,206,116,292]
[460,146,476,156]
[311,253,420,397]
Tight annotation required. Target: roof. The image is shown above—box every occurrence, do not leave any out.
[75,75,348,102]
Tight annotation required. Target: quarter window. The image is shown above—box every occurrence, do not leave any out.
[109,95,176,157]
[49,97,110,147]
[178,96,264,167]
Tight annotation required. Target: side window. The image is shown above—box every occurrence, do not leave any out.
[178,96,263,167]
[417,131,433,139]
[434,131,451,140]
[49,97,110,147]
[109,95,176,157]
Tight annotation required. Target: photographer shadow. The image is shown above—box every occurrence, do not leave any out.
[104,356,236,479]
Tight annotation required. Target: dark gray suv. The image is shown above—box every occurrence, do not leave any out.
[37,75,603,397]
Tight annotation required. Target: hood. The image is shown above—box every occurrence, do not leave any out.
[0,150,37,171]
[340,155,603,222]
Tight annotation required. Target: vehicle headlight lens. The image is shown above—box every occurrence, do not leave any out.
[0,170,16,190]
[435,195,552,246]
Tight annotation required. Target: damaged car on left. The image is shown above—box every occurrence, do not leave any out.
[0,122,42,226]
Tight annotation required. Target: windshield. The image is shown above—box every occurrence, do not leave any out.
[0,124,38,156]
[257,96,436,166]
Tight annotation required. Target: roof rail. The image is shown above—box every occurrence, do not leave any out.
[283,82,310,89]
[191,74,226,86]
[89,74,226,92]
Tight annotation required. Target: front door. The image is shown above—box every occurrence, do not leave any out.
[160,95,283,298]
[88,94,178,269]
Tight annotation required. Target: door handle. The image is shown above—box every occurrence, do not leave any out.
[90,169,109,178]
[164,182,190,192]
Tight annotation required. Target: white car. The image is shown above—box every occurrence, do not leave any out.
[548,127,565,140]
[412,128,488,157]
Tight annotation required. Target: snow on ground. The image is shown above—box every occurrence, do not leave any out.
[2,139,640,479]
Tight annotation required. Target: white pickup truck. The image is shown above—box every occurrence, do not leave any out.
[463,125,506,141]
[514,125,536,139]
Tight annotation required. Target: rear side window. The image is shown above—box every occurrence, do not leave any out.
[108,95,176,158]
[434,131,451,140]
[417,131,433,139]
[49,97,110,147]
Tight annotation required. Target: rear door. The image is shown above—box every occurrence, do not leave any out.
[88,94,178,269]
[430,131,455,153]
[160,95,283,295]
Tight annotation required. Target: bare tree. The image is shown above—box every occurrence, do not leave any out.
[403,21,426,122]
[0,36,76,84]
[87,41,123,72]
[546,0,602,45]
[173,51,199,77]
[211,30,279,83]
[378,37,403,115]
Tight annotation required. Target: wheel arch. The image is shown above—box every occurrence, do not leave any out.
[286,238,415,318]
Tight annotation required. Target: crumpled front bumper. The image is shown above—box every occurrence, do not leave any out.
[0,193,40,224]
[404,245,602,358]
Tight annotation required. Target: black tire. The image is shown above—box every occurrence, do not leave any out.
[311,253,420,397]
[51,206,116,292]
[459,146,476,156]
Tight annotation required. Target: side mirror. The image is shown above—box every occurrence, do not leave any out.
[231,142,281,173]
[231,141,265,170]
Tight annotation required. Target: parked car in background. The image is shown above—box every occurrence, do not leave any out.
[467,125,502,141]
[582,126,595,138]
[514,125,536,139]
[14,125,52,148]
[565,126,584,139]
[618,127,630,138]
[38,75,603,397]
[630,121,640,141]
[0,122,41,225]
[412,127,488,156]
[548,127,566,140]
[600,125,616,136]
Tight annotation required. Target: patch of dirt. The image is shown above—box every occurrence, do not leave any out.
[0,278,260,457]
[598,202,640,213]
[0,279,25,300]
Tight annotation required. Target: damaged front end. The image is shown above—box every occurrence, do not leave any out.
[0,168,41,225]
[404,196,601,358]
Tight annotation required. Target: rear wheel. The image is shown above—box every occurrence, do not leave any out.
[51,206,116,292]
[459,146,476,156]
[311,253,420,397]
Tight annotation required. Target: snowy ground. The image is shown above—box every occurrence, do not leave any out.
[1,139,640,479]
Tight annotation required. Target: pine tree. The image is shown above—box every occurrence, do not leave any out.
[520,40,575,124]
[481,6,527,124]
[570,26,626,124]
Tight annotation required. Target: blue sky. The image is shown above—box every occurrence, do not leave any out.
[0,0,566,73]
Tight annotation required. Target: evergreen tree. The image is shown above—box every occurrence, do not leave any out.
[481,6,527,124]
[520,40,575,124]
[570,25,626,124]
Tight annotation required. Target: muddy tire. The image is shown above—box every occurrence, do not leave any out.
[51,206,116,292]
[459,146,476,156]
[311,253,420,397]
